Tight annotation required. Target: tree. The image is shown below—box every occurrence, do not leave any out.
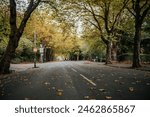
[0,0,41,73]
[66,0,129,64]
[127,0,150,68]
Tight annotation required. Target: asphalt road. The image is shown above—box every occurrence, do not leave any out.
[0,61,150,100]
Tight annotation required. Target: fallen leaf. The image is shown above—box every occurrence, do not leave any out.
[105,96,112,99]
[84,96,90,99]
[99,89,106,92]
[90,87,96,90]
[44,82,50,86]
[129,87,134,92]
[114,80,119,83]
[56,89,63,96]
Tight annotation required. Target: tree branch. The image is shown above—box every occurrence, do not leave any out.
[111,0,130,32]
[126,6,136,17]
[9,0,17,37]
[17,0,41,40]
[141,5,150,23]
[140,0,148,11]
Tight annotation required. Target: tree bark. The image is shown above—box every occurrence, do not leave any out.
[111,42,117,61]
[0,39,16,73]
[132,23,142,68]
[105,41,112,64]
[0,0,41,74]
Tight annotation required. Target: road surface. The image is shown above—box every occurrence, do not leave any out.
[0,61,150,100]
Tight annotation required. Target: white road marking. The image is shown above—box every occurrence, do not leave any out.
[80,74,96,86]
[71,68,77,72]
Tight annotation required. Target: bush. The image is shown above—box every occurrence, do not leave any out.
[118,53,150,63]
[140,54,150,63]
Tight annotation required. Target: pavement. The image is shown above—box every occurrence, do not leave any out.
[0,61,150,100]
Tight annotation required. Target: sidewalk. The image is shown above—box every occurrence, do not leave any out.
[10,63,41,72]
[107,63,150,72]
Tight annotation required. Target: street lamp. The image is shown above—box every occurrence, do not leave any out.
[33,32,37,68]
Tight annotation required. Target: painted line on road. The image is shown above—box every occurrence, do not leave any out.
[80,74,96,86]
[71,68,77,73]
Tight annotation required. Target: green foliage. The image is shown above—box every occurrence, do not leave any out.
[118,53,150,63]
[14,37,34,62]
[81,27,106,60]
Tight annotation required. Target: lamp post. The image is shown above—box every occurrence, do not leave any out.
[33,32,37,68]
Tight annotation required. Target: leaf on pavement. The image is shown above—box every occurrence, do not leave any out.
[114,80,119,83]
[56,89,63,96]
[105,96,112,99]
[129,87,134,92]
[84,96,90,99]
[90,87,96,90]
[25,98,30,100]
[99,89,106,92]
[44,82,50,86]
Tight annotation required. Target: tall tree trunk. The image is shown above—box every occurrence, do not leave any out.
[111,42,117,61]
[132,24,142,68]
[0,39,17,73]
[0,0,41,74]
[105,41,112,64]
